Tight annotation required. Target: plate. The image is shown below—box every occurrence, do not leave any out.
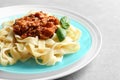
[0,5,102,79]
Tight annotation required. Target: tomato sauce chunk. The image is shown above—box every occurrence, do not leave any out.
[13,11,59,39]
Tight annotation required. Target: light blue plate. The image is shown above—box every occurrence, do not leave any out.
[0,14,92,74]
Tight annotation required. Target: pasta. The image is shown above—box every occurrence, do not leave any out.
[0,12,81,66]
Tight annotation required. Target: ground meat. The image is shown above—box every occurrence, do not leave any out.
[13,11,59,39]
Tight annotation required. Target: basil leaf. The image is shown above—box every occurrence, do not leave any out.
[60,16,70,29]
[56,27,66,42]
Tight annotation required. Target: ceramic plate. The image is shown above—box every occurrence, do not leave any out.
[0,5,102,80]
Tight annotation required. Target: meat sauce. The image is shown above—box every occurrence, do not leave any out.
[13,11,59,39]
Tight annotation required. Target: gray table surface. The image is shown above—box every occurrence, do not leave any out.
[0,0,120,80]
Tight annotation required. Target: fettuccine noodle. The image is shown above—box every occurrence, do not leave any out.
[0,17,81,66]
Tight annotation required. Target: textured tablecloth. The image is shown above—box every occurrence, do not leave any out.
[0,0,120,80]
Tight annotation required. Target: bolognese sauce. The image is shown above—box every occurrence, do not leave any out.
[13,11,59,39]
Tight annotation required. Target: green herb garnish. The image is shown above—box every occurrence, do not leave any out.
[60,16,70,29]
[56,27,66,42]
